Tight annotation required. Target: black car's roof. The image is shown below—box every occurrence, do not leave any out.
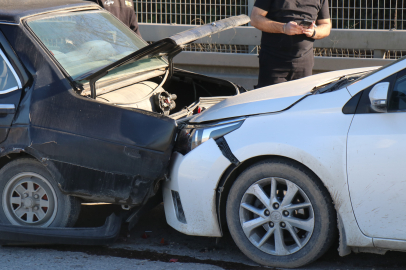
[0,0,97,24]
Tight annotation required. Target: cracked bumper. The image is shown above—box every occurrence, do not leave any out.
[163,139,230,237]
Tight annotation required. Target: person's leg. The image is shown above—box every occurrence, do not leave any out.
[289,52,314,81]
[257,52,290,88]
[288,67,308,81]
[257,72,289,88]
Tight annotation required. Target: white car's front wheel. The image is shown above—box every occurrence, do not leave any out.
[226,159,336,268]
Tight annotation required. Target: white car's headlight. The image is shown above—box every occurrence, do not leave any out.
[175,118,245,154]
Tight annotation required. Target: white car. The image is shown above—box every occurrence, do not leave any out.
[163,57,406,268]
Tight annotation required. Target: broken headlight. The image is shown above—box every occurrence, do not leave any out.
[174,118,245,155]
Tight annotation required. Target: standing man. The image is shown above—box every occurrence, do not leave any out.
[91,0,141,36]
[251,0,331,87]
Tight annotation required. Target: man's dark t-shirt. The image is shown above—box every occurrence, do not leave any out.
[254,0,329,59]
[91,0,141,36]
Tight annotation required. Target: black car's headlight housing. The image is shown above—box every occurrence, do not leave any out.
[174,118,245,155]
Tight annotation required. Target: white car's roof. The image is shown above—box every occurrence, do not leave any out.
[191,67,378,123]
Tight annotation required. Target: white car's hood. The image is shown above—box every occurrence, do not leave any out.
[190,67,378,123]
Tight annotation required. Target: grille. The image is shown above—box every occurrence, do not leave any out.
[135,0,248,25]
[385,50,406,59]
[183,43,249,53]
[314,48,406,59]
[330,0,406,30]
[314,48,375,58]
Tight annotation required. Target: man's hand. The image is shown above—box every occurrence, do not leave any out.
[302,21,315,37]
[284,21,304,35]
[302,19,331,39]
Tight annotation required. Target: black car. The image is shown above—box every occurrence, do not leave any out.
[0,0,248,242]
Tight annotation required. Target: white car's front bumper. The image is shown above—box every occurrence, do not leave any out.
[163,138,231,237]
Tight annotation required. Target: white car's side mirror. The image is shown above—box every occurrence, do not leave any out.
[369,82,390,113]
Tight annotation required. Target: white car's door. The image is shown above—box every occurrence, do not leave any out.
[347,69,406,239]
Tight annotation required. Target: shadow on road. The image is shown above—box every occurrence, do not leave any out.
[6,203,406,269]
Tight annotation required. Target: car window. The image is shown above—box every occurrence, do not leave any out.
[0,50,19,92]
[389,75,406,111]
[27,11,167,81]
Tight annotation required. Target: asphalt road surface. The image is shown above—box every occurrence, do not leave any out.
[1,204,406,270]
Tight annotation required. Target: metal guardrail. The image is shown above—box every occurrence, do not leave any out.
[134,0,406,58]
[135,1,406,89]
[140,23,402,89]
[173,51,393,88]
[135,0,406,30]
[140,24,406,50]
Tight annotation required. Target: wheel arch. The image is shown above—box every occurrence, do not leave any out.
[0,151,37,172]
[0,148,66,196]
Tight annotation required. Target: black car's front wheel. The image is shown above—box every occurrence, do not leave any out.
[226,159,336,268]
[0,158,80,227]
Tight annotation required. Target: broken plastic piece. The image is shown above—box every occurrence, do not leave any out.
[0,213,121,245]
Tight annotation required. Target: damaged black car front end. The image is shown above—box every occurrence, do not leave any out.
[0,0,249,244]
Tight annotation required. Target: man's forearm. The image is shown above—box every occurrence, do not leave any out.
[251,13,284,34]
[312,21,331,39]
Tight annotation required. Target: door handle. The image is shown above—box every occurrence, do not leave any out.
[0,104,15,114]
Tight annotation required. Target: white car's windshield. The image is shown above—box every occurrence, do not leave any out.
[27,10,167,80]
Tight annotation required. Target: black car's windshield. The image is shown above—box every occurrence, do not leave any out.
[27,10,167,81]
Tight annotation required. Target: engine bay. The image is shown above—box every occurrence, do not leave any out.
[96,80,176,115]
[83,69,241,119]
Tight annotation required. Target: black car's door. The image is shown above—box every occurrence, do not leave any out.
[0,47,23,143]
[29,85,177,205]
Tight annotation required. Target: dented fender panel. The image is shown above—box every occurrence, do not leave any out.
[28,125,174,205]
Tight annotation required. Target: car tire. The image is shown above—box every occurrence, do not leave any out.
[226,159,336,268]
[0,158,81,227]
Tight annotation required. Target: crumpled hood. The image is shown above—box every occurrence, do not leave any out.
[190,67,377,123]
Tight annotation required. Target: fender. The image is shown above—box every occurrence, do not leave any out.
[0,126,162,206]
[222,89,373,251]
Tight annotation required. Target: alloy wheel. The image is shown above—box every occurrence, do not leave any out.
[239,177,314,255]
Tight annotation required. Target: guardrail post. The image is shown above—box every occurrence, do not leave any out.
[247,0,255,22]
[374,49,386,59]
[248,0,256,54]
